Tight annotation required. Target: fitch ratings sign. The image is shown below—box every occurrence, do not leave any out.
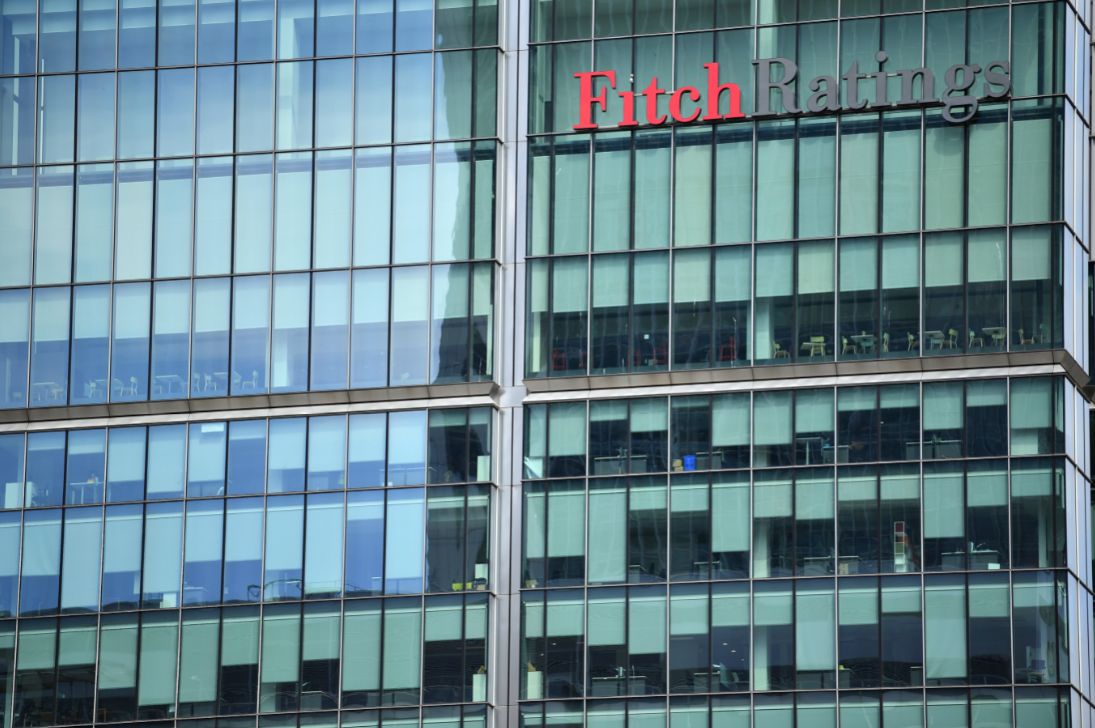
[574,55,1011,130]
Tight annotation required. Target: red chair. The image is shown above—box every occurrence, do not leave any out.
[719,336,736,361]
[552,349,567,371]
[652,345,667,365]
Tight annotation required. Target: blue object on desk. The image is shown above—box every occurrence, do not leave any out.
[683,455,696,471]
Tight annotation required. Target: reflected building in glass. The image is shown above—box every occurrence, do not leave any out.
[0,0,1093,722]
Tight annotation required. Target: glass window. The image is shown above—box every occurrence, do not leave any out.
[754,244,793,364]
[346,490,384,597]
[102,504,142,611]
[0,169,33,285]
[924,574,966,685]
[753,580,793,690]
[1011,226,1061,350]
[183,499,224,606]
[188,422,227,497]
[348,414,386,489]
[273,152,313,268]
[260,603,301,712]
[192,278,231,397]
[923,383,962,459]
[64,429,104,505]
[195,157,234,274]
[142,501,183,608]
[14,618,58,723]
[754,391,791,467]
[60,508,101,612]
[25,432,65,507]
[265,495,304,601]
[225,497,264,603]
[311,269,350,390]
[882,235,919,357]
[97,613,138,720]
[385,488,425,594]
[147,424,185,499]
[69,284,110,405]
[111,283,151,402]
[20,510,62,616]
[35,165,75,286]
[269,418,306,493]
[753,470,792,579]
[271,273,309,393]
[137,611,179,718]
[117,72,155,158]
[234,155,274,273]
[232,275,270,394]
[342,600,381,707]
[76,74,115,162]
[389,410,427,486]
[382,598,423,703]
[219,605,260,713]
[155,160,194,278]
[178,609,219,716]
[100,170,146,276]
[838,238,878,360]
[350,268,390,389]
[304,492,344,598]
[0,435,24,510]
[797,389,834,466]
[151,280,191,400]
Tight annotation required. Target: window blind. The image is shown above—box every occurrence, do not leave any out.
[796,390,834,432]
[714,245,751,302]
[795,589,835,670]
[753,392,791,446]
[138,616,180,706]
[628,592,667,652]
[923,470,964,538]
[547,489,585,557]
[924,234,963,287]
[587,594,625,646]
[712,394,749,446]
[341,604,381,690]
[98,618,138,690]
[153,280,191,335]
[382,604,422,690]
[881,235,920,289]
[673,250,711,304]
[669,592,709,636]
[923,383,962,430]
[838,585,878,626]
[593,254,629,308]
[549,402,587,456]
[755,244,793,298]
[178,614,219,702]
[839,238,877,292]
[552,257,588,313]
[924,584,967,680]
[966,229,1006,283]
[797,240,835,295]
[1011,227,1052,281]
[633,251,669,305]
[630,398,667,433]
[1011,378,1051,428]
[711,477,749,552]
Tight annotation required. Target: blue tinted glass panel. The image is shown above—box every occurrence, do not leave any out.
[227,420,267,495]
[146,424,186,499]
[357,0,392,52]
[20,509,62,616]
[315,0,352,54]
[151,280,192,400]
[0,434,25,510]
[119,0,156,67]
[270,272,309,393]
[25,432,65,507]
[69,284,110,406]
[238,0,274,59]
[74,164,114,282]
[350,268,390,388]
[76,73,115,161]
[78,0,117,70]
[311,270,350,391]
[385,488,424,594]
[188,422,227,497]
[0,511,20,616]
[0,289,29,410]
[197,66,235,155]
[224,497,263,603]
[117,71,155,159]
[65,428,105,505]
[231,274,270,395]
[264,494,303,601]
[0,79,36,167]
[39,0,76,71]
[394,0,430,50]
[345,489,384,596]
[142,501,183,608]
[198,0,235,61]
[388,410,427,486]
[348,413,386,489]
[268,418,306,492]
[111,283,151,403]
[277,0,313,58]
[184,499,224,606]
[159,0,196,64]
[157,69,196,158]
[308,416,346,490]
[192,277,231,397]
[60,506,102,612]
[106,427,146,502]
[304,492,343,597]
[0,0,37,75]
[34,165,74,285]
[102,504,143,610]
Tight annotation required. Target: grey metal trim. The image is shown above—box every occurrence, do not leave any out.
[524,349,1093,399]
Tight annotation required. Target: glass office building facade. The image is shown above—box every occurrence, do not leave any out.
[0,0,1093,721]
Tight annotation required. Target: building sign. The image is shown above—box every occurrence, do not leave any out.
[574,56,1011,130]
